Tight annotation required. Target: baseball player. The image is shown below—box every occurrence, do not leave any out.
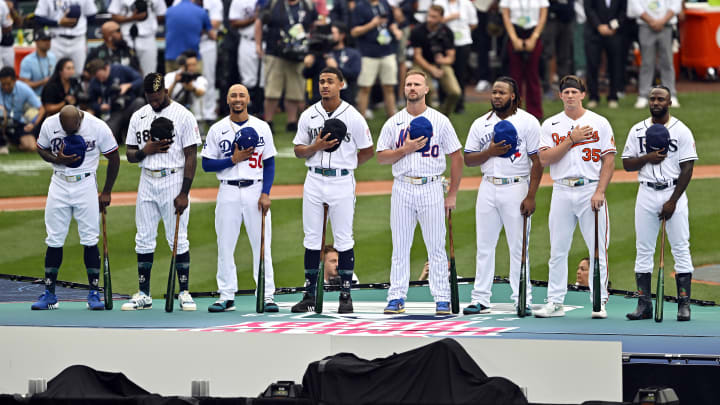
[291,66,374,314]
[623,85,697,322]
[535,75,616,319]
[34,0,97,78]
[201,83,278,312]
[123,73,202,311]
[32,105,120,310]
[108,0,167,76]
[229,0,263,94]
[377,69,463,315]
[463,76,543,314]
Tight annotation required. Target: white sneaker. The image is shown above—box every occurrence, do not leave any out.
[475,80,490,92]
[670,97,680,108]
[591,303,607,319]
[121,292,152,311]
[634,97,648,109]
[534,302,565,318]
[178,290,197,311]
[0,145,8,155]
[364,109,374,120]
[608,100,619,109]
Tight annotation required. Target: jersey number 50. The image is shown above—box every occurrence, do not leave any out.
[249,152,263,168]
[582,148,601,162]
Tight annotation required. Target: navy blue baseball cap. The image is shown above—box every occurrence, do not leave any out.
[408,116,432,153]
[493,120,518,158]
[645,123,670,153]
[234,126,260,150]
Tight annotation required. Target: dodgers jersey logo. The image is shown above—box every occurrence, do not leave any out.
[50,137,95,153]
[219,136,266,157]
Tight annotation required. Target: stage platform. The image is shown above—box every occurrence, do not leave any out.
[1,282,719,403]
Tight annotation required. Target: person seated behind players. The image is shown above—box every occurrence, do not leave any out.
[0,67,45,154]
[42,58,85,117]
[86,21,141,75]
[575,257,589,287]
[323,245,360,285]
[164,50,207,116]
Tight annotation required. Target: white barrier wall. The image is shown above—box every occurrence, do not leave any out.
[0,326,622,403]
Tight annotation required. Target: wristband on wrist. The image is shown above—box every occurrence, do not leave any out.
[136,149,146,161]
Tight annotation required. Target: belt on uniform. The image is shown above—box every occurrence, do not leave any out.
[144,168,180,178]
[556,177,598,187]
[55,172,92,182]
[310,167,350,177]
[398,175,442,185]
[642,179,677,190]
[484,175,528,185]
[240,34,255,41]
[58,34,77,39]
[222,179,262,187]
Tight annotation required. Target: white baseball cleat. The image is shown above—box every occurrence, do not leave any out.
[591,303,607,319]
[121,292,152,311]
[634,97,648,109]
[178,290,197,311]
[533,302,565,318]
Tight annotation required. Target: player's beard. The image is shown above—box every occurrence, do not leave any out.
[152,95,170,112]
[492,98,512,114]
[650,105,668,119]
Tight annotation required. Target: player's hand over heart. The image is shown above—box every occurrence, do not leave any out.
[402,135,427,154]
[659,199,676,220]
[645,150,667,165]
[569,125,593,144]
[232,145,254,164]
[174,192,189,215]
[144,139,172,155]
[520,196,536,216]
[55,143,81,165]
[591,190,605,211]
[313,132,339,151]
[99,192,111,212]
[258,192,271,214]
[488,139,512,156]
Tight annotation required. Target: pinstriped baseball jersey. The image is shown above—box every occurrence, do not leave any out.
[622,117,698,183]
[465,108,541,177]
[201,115,277,181]
[108,0,167,39]
[126,101,202,169]
[377,107,462,177]
[34,0,98,37]
[293,100,373,169]
[37,112,118,175]
[539,109,616,181]
[229,0,256,38]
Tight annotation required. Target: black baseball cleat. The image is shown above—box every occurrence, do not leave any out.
[338,292,353,314]
[627,273,653,320]
[676,273,692,321]
[291,293,315,313]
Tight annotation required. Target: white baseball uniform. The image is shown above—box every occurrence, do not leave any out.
[107,0,167,75]
[622,117,697,275]
[126,101,202,254]
[465,108,540,306]
[229,0,264,88]
[377,107,462,303]
[201,115,277,301]
[293,100,373,251]
[540,109,616,304]
[0,2,12,69]
[34,0,97,76]
[37,112,118,248]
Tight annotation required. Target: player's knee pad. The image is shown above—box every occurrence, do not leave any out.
[304,249,321,270]
[45,246,63,268]
[338,248,355,271]
[83,245,100,269]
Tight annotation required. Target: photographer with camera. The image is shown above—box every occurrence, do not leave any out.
[165,50,208,115]
[0,67,45,154]
[42,58,85,116]
[303,23,361,105]
[87,59,144,143]
[256,0,319,133]
[86,21,141,74]
[109,0,167,76]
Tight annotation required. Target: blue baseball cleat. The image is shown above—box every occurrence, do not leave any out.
[31,290,59,310]
[87,290,105,310]
[436,301,451,315]
[384,298,405,314]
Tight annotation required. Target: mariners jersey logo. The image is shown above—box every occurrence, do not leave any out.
[309,127,350,143]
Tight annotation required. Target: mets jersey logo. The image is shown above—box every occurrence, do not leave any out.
[395,127,439,158]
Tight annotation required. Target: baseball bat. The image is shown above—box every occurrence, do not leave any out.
[655,219,667,323]
[101,209,113,310]
[592,210,601,313]
[314,203,329,314]
[256,211,267,313]
[447,210,459,314]
[165,212,181,313]
[517,215,528,317]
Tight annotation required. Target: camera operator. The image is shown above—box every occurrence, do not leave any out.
[303,22,361,105]
[165,50,208,115]
[256,0,319,133]
[86,58,144,143]
[86,21,141,75]
[0,67,45,154]
[109,0,167,75]
[42,57,85,116]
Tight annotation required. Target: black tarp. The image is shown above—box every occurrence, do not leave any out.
[301,338,528,405]
[34,364,153,398]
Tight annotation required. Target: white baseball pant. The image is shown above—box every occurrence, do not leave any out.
[134,170,190,254]
[45,174,99,247]
[302,171,356,251]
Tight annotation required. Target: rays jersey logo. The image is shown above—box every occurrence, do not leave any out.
[50,137,96,153]
[309,127,350,143]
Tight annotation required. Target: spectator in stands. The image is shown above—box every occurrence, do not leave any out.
[164,50,208,116]
[86,59,144,143]
[42,57,84,116]
[500,0,547,119]
[230,0,263,116]
[0,67,44,154]
[303,22,361,104]
[108,0,167,76]
[575,257,589,287]
[324,245,360,284]
[583,0,626,109]
[629,0,681,109]
[540,0,574,99]
[351,0,402,119]
[433,0,477,113]
[33,0,98,79]
[471,0,498,93]
[256,0,319,133]
[410,5,461,116]
[19,29,57,97]
[165,0,216,73]
[86,21,141,74]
